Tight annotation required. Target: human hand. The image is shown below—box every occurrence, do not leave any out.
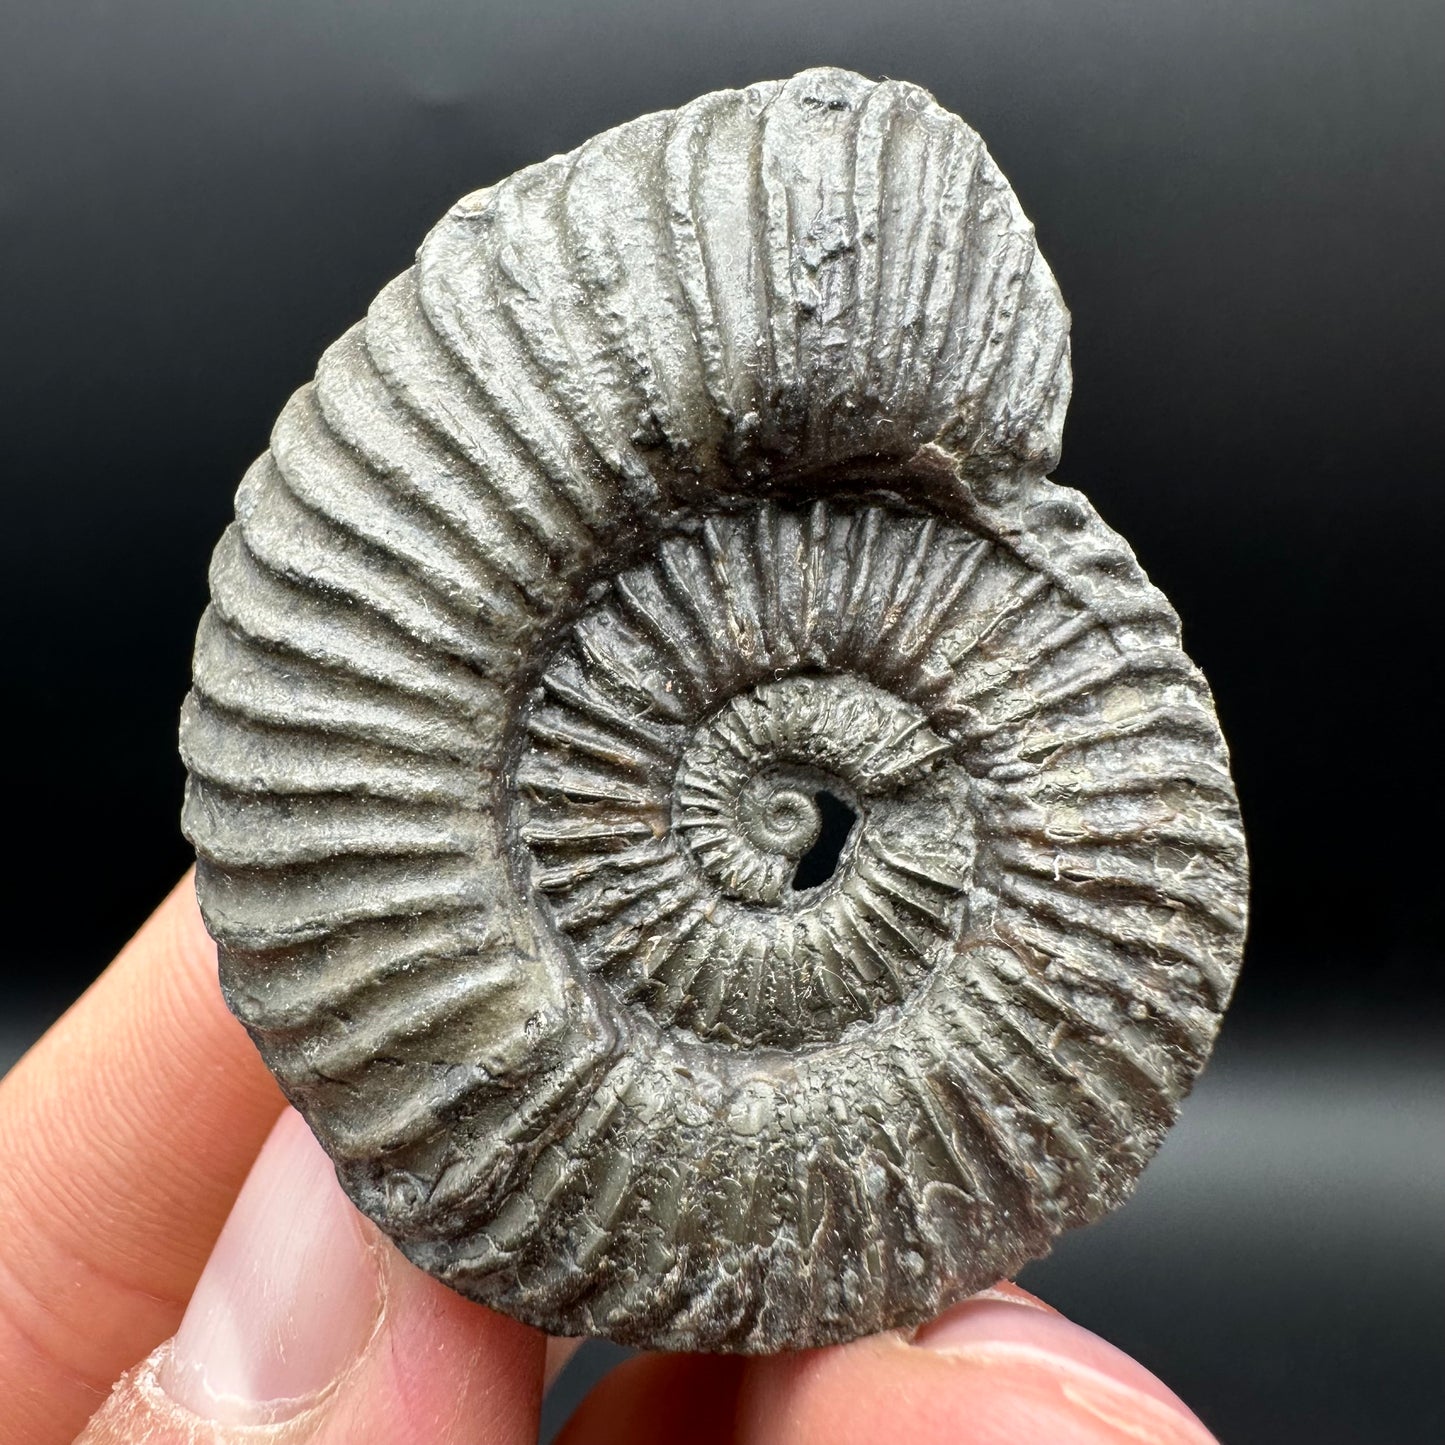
[1,876,1218,1444]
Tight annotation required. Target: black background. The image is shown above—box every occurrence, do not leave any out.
[2,3,1441,1442]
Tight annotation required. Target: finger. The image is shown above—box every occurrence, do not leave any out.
[546,1285,1063,1443]
[545,1292,1057,1445]
[735,1287,1218,1445]
[552,1353,746,1445]
[76,1109,546,1445]
[544,1338,584,1391]
[0,873,284,1443]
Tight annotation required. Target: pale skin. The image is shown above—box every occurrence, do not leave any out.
[0,875,1219,1444]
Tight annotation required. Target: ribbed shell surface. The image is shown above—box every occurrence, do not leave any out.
[182,67,1247,1351]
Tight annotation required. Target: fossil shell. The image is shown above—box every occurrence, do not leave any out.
[181,67,1248,1351]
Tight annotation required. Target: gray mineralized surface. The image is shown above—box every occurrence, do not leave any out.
[181,67,1249,1351]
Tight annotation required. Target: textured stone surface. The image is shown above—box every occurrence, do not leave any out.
[181,67,1248,1351]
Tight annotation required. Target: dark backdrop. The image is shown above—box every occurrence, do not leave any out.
[2,3,1441,1443]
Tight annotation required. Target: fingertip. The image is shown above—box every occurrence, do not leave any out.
[0,872,283,1443]
[77,1109,547,1445]
[945,1278,1059,1315]
[156,1110,381,1425]
[913,1295,1198,1416]
[544,1337,585,1390]
[739,1290,1217,1445]
[369,1233,546,1444]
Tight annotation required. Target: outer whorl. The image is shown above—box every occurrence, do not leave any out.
[182,67,1248,1351]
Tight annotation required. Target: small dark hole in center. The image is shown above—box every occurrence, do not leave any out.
[792,790,857,891]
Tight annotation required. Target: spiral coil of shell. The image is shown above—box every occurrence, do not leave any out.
[181,67,1247,1351]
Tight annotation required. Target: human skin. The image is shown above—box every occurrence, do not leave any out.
[0,875,1218,1444]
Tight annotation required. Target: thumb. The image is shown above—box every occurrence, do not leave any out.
[738,1285,1218,1445]
[76,1109,545,1445]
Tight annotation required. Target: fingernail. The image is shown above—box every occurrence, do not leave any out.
[915,1291,1214,1439]
[157,1108,382,1425]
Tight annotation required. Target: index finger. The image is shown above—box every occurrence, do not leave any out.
[0,871,284,1445]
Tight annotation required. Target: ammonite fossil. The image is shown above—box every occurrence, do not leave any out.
[181,67,1248,1351]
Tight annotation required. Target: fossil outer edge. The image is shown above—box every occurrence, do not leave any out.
[181,67,1249,1352]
